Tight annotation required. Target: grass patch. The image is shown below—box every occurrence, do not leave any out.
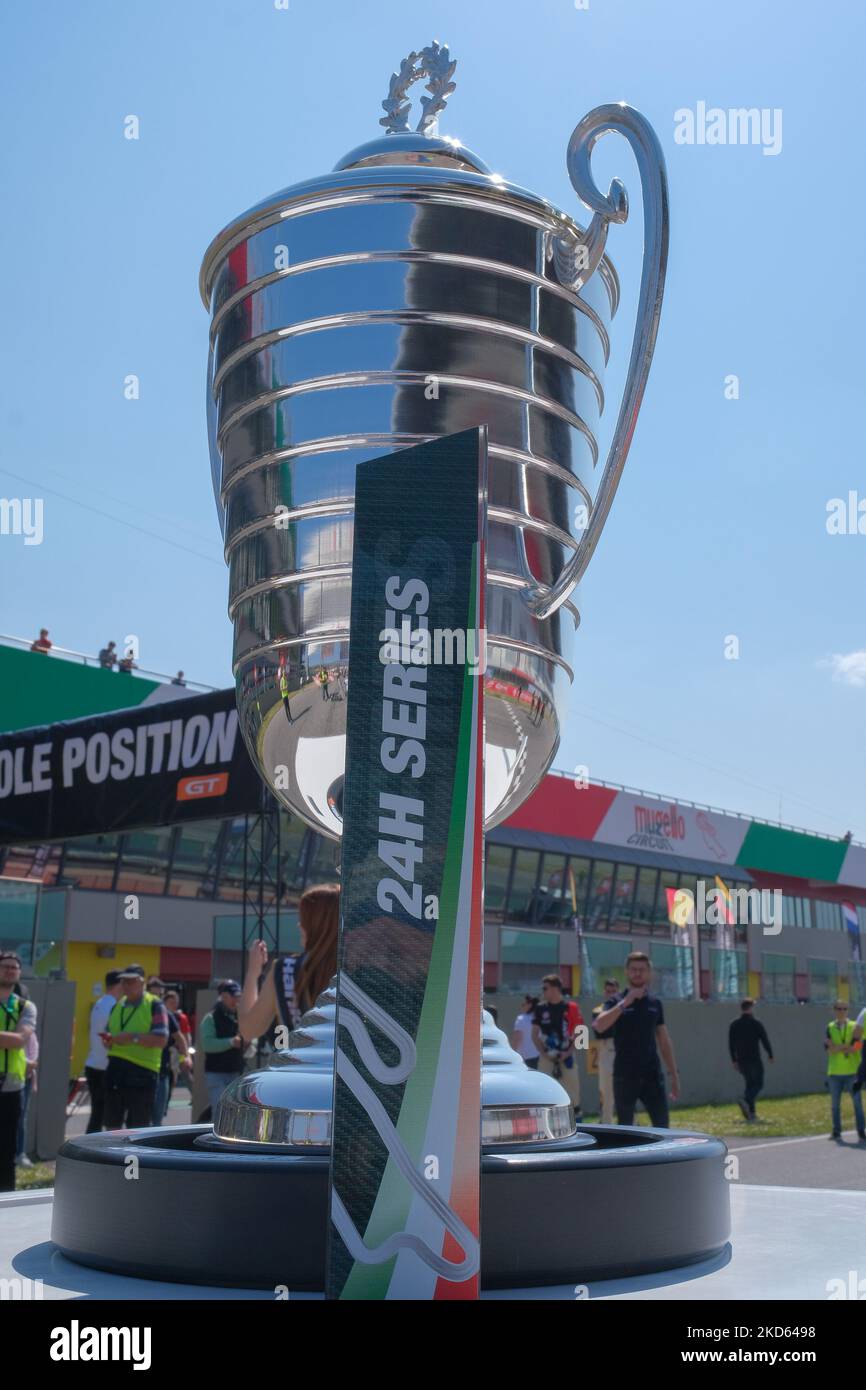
[583,1091,842,1138]
[15,1160,55,1191]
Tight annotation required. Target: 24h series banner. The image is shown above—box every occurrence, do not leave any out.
[327,429,486,1300]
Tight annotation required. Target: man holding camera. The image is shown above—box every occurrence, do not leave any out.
[531,975,584,1122]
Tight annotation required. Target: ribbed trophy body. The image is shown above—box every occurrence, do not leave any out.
[201,133,618,837]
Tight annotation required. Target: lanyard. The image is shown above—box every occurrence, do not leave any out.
[1,995,19,1027]
[119,999,145,1032]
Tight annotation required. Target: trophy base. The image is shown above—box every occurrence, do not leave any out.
[51,1124,730,1290]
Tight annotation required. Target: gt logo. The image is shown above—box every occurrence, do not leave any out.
[176,772,229,801]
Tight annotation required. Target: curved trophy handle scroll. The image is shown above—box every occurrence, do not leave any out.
[529,103,669,621]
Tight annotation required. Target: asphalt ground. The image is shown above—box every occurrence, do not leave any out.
[725,1126,866,1191]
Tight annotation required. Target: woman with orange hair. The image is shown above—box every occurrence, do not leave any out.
[239,883,340,1043]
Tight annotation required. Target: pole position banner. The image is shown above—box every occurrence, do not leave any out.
[327,429,486,1301]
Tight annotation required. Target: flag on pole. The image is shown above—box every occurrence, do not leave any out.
[843,902,861,962]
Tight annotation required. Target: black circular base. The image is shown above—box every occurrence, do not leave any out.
[51,1125,730,1290]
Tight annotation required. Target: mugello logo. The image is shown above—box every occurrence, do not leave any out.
[633,803,686,841]
[176,772,229,801]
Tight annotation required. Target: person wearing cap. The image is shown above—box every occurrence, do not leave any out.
[0,952,37,1190]
[84,969,124,1133]
[102,965,170,1129]
[200,980,246,1118]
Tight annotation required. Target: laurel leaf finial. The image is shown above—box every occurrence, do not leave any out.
[380,42,457,135]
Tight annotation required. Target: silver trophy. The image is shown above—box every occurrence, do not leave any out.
[200,45,668,1147]
[200,42,667,842]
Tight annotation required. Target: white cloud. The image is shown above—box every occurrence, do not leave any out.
[822,651,866,687]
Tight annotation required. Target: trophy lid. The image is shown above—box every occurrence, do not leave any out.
[332,131,491,176]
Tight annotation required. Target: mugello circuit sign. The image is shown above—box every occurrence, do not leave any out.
[507,774,866,890]
[592,791,750,863]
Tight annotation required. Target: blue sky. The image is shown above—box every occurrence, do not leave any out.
[1,0,864,838]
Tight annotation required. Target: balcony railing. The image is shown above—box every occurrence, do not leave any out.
[546,767,864,850]
[0,632,217,693]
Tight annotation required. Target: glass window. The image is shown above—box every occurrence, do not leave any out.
[505,851,542,924]
[850,961,866,1011]
[114,827,173,895]
[60,833,122,891]
[304,833,340,888]
[169,821,223,897]
[584,861,615,931]
[814,900,842,932]
[499,928,559,995]
[609,864,636,933]
[580,936,630,996]
[807,957,837,1006]
[216,818,248,902]
[762,952,797,1003]
[0,882,38,965]
[652,869,681,935]
[567,858,592,924]
[32,888,66,978]
[631,867,659,931]
[533,854,571,925]
[280,814,313,894]
[710,947,747,1000]
[484,844,512,924]
[651,941,695,999]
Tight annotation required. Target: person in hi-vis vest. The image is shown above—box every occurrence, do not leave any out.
[0,952,37,1191]
[102,965,169,1129]
[824,999,864,1141]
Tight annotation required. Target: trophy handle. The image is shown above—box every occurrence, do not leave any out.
[529,103,669,621]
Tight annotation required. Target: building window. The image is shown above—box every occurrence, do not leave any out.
[533,854,572,925]
[815,900,843,932]
[114,827,173,895]
[0,882,39,966]
[504,851,542,924]
[169,821,223,898]
[568,857,592,924]
[710,947,747,1000]
[484,844,513,924]
[850,961,866,1011]
[609,864,636,933]
[652,870,681,935]
[631,867,659,932]
[58,833,122,892]
[580,935,630,995]
[762,952,797,1003]
[782,894,812,929]
[499,928,559,995]
[585,861,615,931]
[807,958,838,1006]
[651,940,695,1000]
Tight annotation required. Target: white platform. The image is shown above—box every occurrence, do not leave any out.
[4,1183,864,1300]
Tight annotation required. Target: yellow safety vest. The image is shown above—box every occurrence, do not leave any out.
[107,992,163,1074]
[827,1019,861,1076]
[1,993,27,1084]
